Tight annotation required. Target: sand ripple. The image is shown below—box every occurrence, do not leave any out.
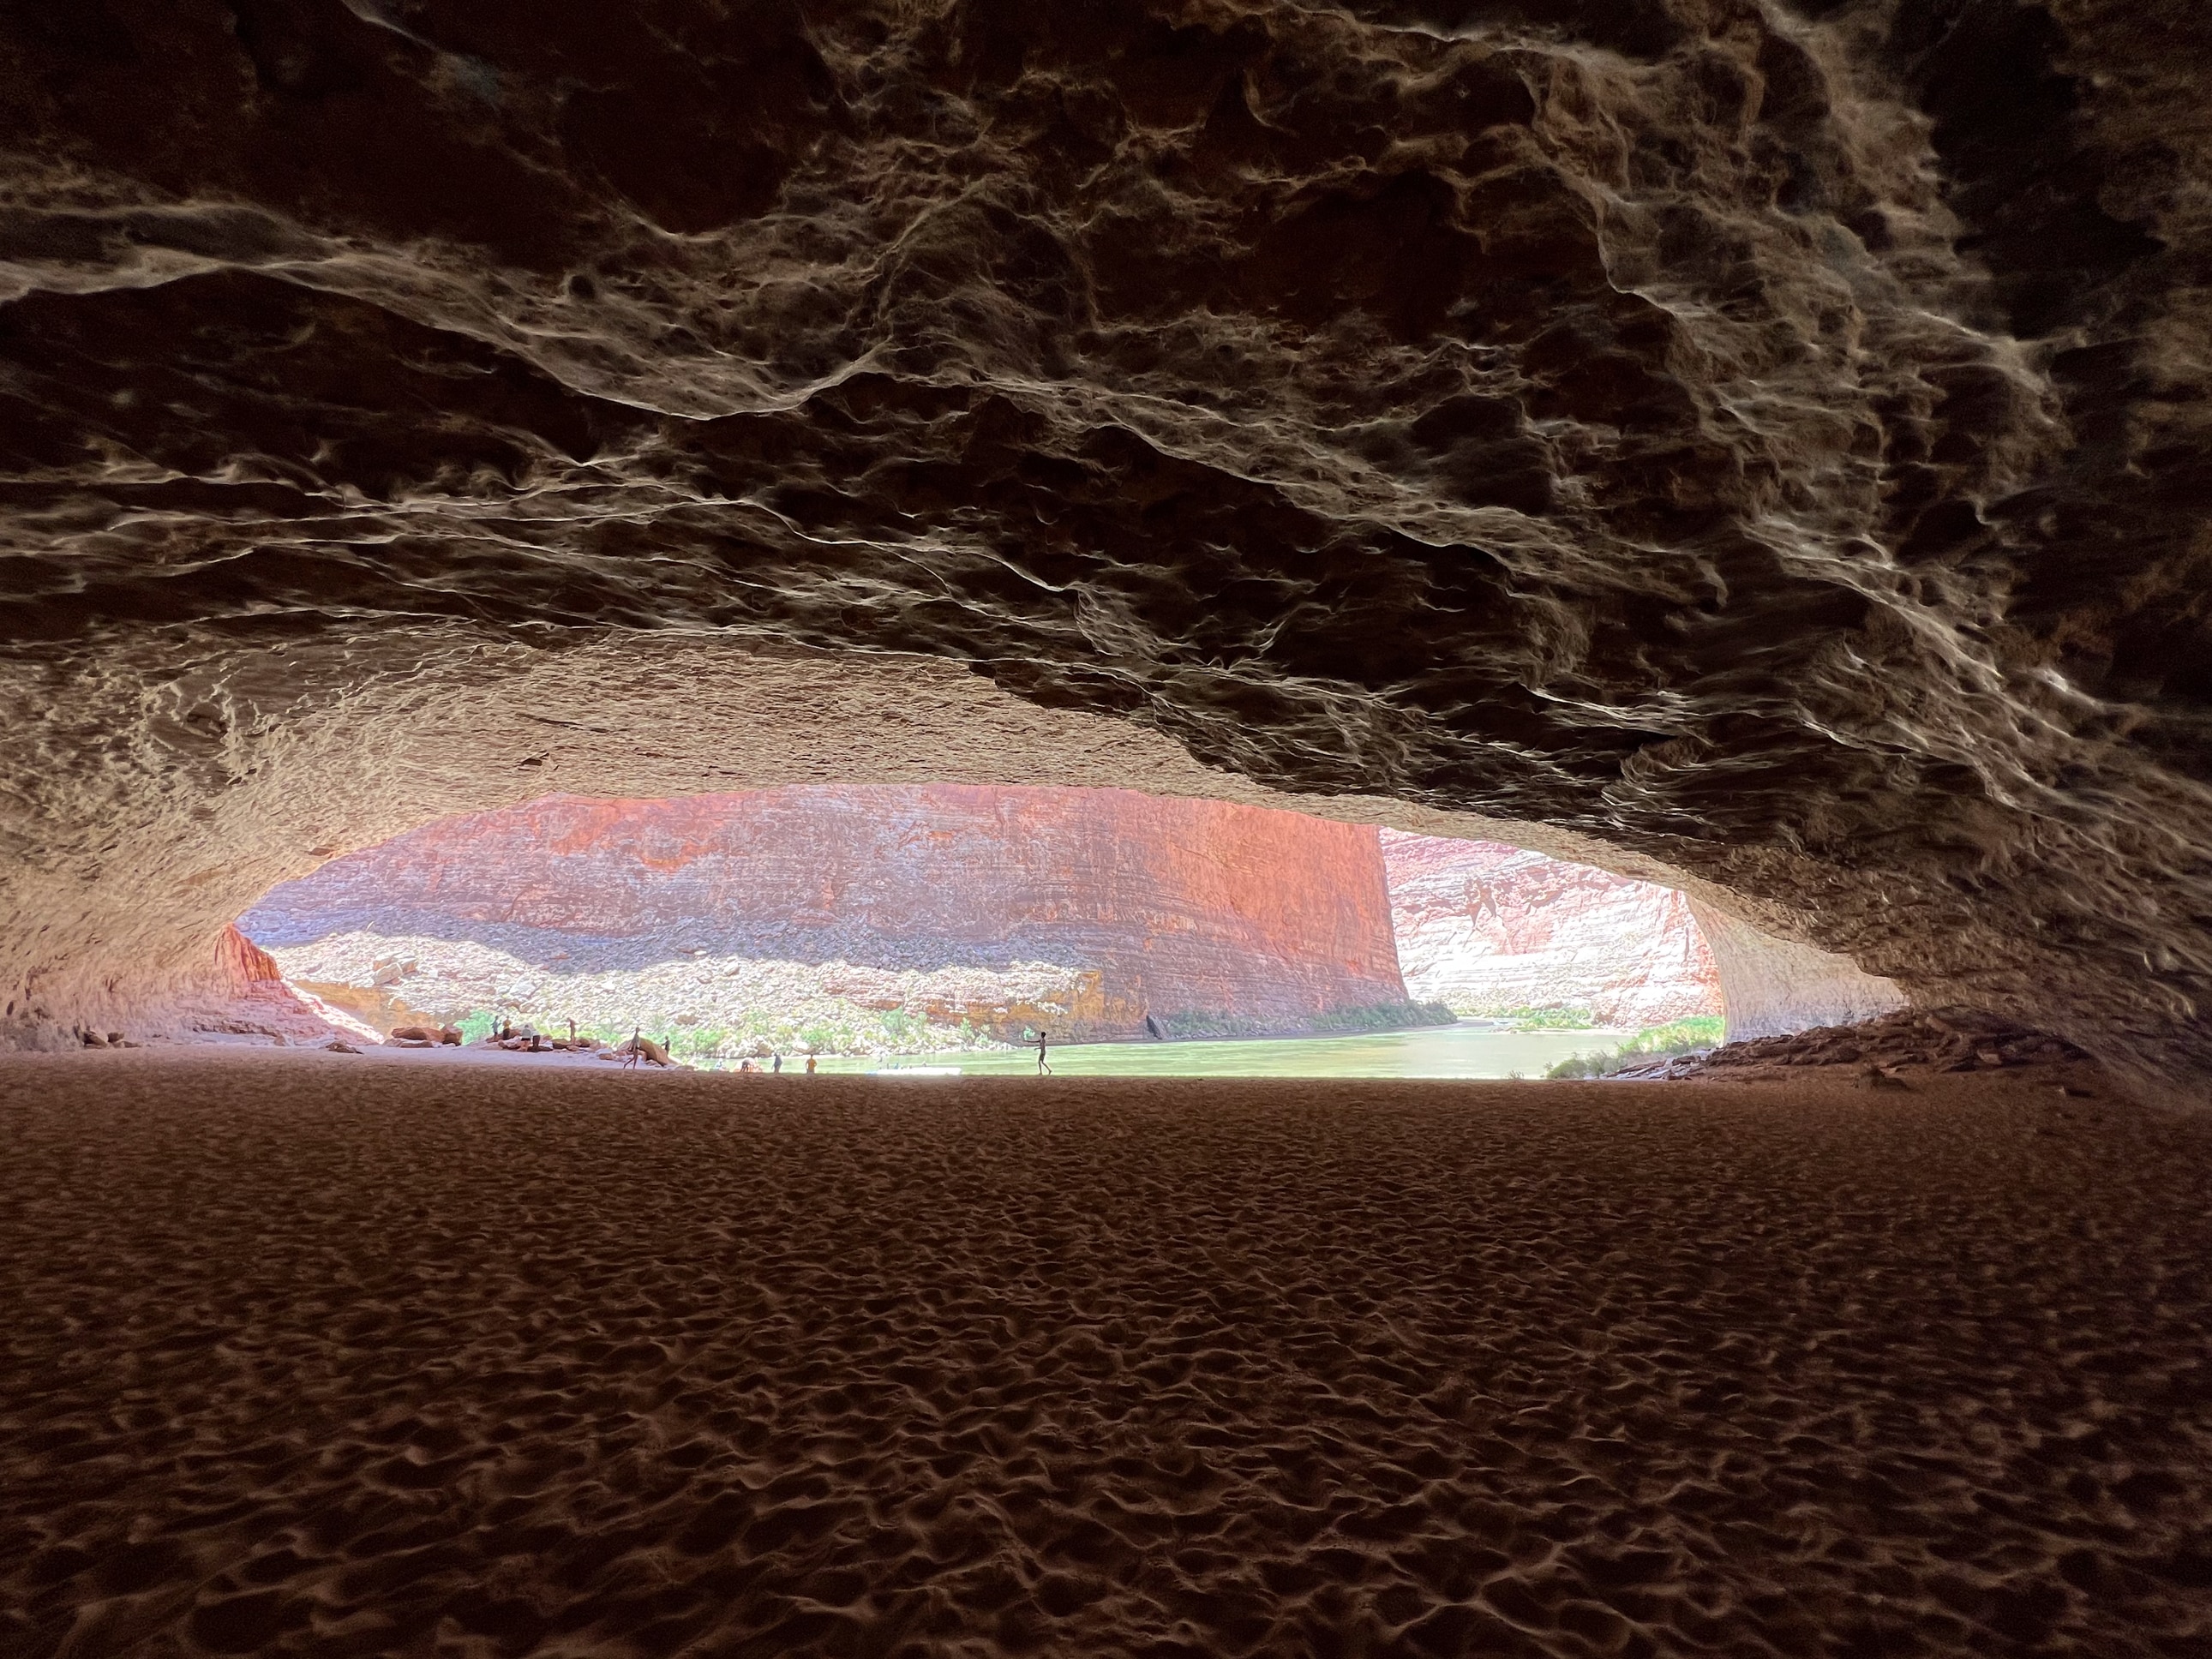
[3,1053,2208,1656]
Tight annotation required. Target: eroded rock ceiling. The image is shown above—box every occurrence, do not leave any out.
[2,2,2208,1094]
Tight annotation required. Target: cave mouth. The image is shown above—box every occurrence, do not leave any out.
[214,782,1877,1078]
[8,639,1908,1076]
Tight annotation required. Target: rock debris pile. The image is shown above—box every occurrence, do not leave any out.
[1617,1006,2095,1083]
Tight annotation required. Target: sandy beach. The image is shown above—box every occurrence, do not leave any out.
[3,1051,2207,1657]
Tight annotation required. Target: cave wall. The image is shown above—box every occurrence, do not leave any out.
[238,783,1422,1041]
[3,3,2209,1098]
[1686,899,1906,1039]
[1382,831,1723,1028]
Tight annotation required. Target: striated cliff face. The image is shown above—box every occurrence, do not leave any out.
[4,3,2211,1096]
[240,786,1426,1045]
[1382,832,1723,1029]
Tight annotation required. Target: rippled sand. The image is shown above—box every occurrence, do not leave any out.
[4,1051,2207,1657]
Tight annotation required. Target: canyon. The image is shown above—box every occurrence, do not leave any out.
[1382,830,1723,1028]
[242,785,1436,1052]
[237,788,1783,1057]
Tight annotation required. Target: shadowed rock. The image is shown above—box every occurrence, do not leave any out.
[2,2,2209,1097]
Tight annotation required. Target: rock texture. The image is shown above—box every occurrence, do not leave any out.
[3,3,2210,1097]
[1382,830,1723,1027]
[1616,1004,2095,1081]
[1686,897,1907,1039]
[241,785,1429,1043]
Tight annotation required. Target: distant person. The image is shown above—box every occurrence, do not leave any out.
[805,1054,818,1074]
[771,1052,782,1074]
[1036,1028,1051,1076]
[738,1058,752,1074]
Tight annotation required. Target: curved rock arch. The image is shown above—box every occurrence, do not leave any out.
[9,628,1893,1054]
[2,2,2208,1100]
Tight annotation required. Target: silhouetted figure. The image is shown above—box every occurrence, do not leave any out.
[771,1052,782,1074]
[623,1025,641,1070]
[805,1054,818,1074]
[1036,1029,1052,1075]
[738,1058,752,1073]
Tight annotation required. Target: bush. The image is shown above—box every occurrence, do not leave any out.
[1142,1000,1457,1040]
[1492,1005,1597,1030]
[1309,999,1459,1033]
[1631,1015,1726,1052]
[668,1027,728,1061]
[1546,1015,1726,1079]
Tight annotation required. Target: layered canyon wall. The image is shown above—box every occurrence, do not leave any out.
[1382,832,1723,1029]
[240,785,1430,1048]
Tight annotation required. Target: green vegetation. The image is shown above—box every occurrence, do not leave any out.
[668,1027,728,1063]
[1545,1015,1727,1079]
[1132,1001,1460,1040]
[439,1000,1013,1065]
[1472,1004,1598,1030]
[671,1007,1011,1067]
[1310,999,1459,1033]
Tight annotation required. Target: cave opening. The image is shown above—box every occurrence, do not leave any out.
[11,1,2211,1648]
[213,782,1837,1079]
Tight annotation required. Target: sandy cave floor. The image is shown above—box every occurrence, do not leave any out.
[3,1055,2209,1659]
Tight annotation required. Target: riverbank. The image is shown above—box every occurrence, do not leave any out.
[817,1018,1634,1078]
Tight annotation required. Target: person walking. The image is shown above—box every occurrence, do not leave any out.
[805,1054,818,1074]
[1035,1027,1052,1076]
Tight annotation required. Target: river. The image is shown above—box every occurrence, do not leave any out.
[810,1021,1634,1080]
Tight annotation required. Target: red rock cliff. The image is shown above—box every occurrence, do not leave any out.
[213,923,282,988]
[1382,832,1722,1029]
[242,787,1421,1041]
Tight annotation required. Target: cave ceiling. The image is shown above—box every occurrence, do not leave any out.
[3,1,2210,1089]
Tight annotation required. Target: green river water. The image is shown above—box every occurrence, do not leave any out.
[807,1021,1633,1080]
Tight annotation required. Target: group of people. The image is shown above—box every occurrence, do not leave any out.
[724,1031,1055,1075]
[503,1021,1058,1075]
[734,1052,816,1075]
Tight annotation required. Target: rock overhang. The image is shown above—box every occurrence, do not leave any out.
[0,1,2206,1099]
